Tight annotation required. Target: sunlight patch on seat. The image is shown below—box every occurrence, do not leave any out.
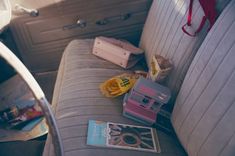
[173,0,187,16]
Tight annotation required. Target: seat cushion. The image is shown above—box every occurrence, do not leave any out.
[139,0,231,111]
[43,39,186,156]
[172,1,235,156]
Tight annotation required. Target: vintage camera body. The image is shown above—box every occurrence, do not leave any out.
[123,77,171,126]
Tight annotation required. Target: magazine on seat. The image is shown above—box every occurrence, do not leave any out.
[87,120,161,153]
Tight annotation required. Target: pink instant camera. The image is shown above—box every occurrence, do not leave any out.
[123,77,171,125]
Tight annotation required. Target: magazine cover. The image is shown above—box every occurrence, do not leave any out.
[87,120,107,146]
[107,122,160,153]
[87,120,161,153]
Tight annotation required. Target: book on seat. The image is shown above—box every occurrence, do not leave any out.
[87,120,161,153]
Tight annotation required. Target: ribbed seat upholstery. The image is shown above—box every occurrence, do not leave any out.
[140,0,230,111]
[140,0,208,110]
[43,0,235,156]
[172,1,235,155]
[43,39,186,156]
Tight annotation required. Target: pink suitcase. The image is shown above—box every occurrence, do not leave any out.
[92,36,144,69]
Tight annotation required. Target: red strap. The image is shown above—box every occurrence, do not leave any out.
[199,0,217,30]
[182,0,197,37]
[195,16,207,33]
[182,0,217,37]
[182,15,207,37]
[182,23,195,37]
[187,0,194,26]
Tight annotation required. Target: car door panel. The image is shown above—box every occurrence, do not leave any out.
[10,0,152,72]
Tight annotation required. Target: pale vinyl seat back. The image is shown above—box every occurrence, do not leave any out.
[139,0,230,110]
[172,0,235,155]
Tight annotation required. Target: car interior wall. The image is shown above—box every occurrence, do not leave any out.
[0,28,55,101]
[0,28,20,83]
[9,0,153,73]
